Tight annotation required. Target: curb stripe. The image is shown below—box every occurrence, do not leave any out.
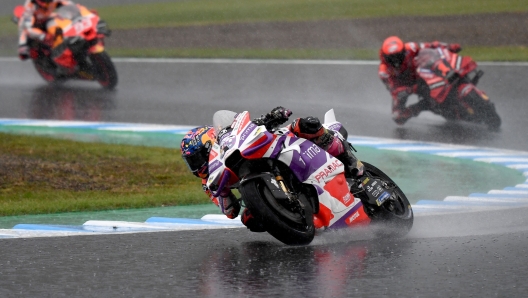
[1,119,528,237]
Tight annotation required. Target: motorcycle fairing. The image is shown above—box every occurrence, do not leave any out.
[233,112,278,159]
[45,4,104,70]
[416,48,480,104]
[207,110,370,229]
[207,111,280,191]
[417,49,455,103]
[276,134,368,228]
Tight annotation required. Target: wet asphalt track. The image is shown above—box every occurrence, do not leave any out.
[1,58,528,297]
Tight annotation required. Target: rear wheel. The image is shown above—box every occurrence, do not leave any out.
[359,162,413,237]
[239,179,315,245]
[90,51,118,90]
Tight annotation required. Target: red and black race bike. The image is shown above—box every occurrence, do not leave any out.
[414,47,501,130]
[13,4,118,89]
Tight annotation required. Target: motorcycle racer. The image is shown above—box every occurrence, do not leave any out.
[181,125,266,232]
[378,36,462,125]
[16,0,74,60]
[180,107,364,232]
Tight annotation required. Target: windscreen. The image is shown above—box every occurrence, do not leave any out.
[54,4,81,20]
[212,110,237,136]
[415,48,441,68]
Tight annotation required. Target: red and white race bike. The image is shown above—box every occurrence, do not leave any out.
[13,4,118,89]
[208,109,413,245]
[414,48,501,130]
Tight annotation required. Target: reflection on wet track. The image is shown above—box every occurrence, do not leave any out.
[1,58,528,297]
[28,85,116,121]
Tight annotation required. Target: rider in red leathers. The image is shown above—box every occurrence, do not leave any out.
[17,0,74,60]
[180,107,364,233]
[378,36,462,125]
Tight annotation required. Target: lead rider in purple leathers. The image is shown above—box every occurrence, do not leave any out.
[180,107,364,232]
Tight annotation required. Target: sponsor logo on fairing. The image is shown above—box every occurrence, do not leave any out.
[302,144,321,159]
[455,56,462,70]
[348,211,360,224]
[429,81,446,89]
[270,178,279,189]
[208,160,223,174]
[315,160,343,182]
[376,192,390,206]
[239,124,255,142]
[328,123,341,131]
[220,134,236,149]
[342,192,352,204]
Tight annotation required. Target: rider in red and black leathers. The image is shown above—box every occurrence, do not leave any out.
[378,36,462,125]
[17,0,74,60]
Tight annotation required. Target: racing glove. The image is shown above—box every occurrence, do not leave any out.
[269,106,292,120]
[448,43,462,53]
[40,33,55,47]
[219,192,241,219]
[253,106,292,130]
[18,45,29,61]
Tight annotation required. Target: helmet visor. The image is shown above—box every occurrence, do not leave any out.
[182,144,210,175]
[36,0,53,5]
[385,52,405,68]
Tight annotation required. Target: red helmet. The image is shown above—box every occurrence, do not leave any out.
[33,0,54,9]
[381,36,406,69]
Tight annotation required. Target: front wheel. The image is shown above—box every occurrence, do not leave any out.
[359,162,413,237]
[90,51,118,90]
[480,101,501,131]
[461,90,501,130]
[33,57,58,84]
[239,179,315,245]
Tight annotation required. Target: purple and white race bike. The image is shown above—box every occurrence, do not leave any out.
[207,109,413,245]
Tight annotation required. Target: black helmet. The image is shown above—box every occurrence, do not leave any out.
[33,0,54,9]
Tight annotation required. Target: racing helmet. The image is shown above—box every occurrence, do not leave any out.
[180,126,216,179]
[381,36,406,69]
[33,0,54,9]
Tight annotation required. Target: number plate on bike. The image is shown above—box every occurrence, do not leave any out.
[361,177,390,206]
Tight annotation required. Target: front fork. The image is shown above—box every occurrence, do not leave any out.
[267,160,310,226]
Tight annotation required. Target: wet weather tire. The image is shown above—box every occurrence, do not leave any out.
[33,59,57,83]
[90,51,118,90]
[362,162,414,238]
[239,179,315,245]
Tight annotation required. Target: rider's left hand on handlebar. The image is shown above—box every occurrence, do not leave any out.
[270,106,292,121]
[448,43,462,53]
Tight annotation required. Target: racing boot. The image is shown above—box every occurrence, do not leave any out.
[335,141,364,179]
[241,208,266,232]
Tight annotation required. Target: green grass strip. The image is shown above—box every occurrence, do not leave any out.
[0,132,209,216]
[84,0,528,30]
[2,0,527,33]
[106,46,528,62]
[1,130,524,216]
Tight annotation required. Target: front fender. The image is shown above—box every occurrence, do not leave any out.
[240,173,288,200]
